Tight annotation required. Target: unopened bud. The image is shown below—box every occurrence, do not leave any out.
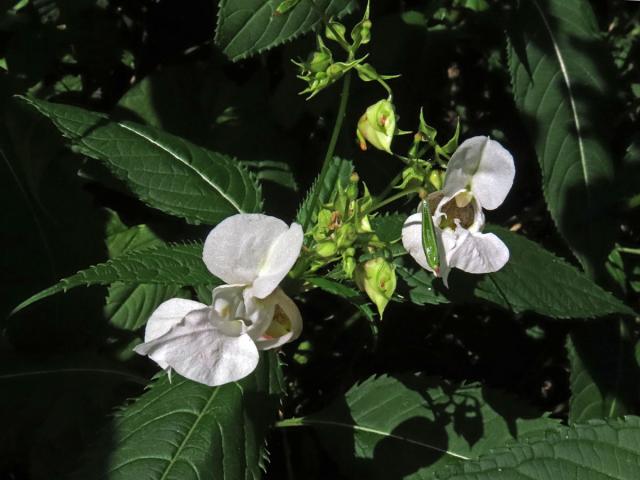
[355,257,397,317]
[335,223,357,249]
[356,99,396,154]
[428,170,444,191]
[315,240,337,258]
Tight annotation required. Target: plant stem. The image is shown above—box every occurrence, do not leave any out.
[375,170,404,202]
[366,186,424,214]
[302,71,353,231]
[618,247,640,255]
[276,417,305,428]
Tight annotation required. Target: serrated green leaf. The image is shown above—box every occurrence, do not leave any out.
[568,321,640,424]
[103,213,187,331]
[215,0,357,61]
[456,227,634,318]
[436,416,640,479]
[396,266,450,306]
[282,375,559,479]
[241,159,298,190]
[19,96,262,225]
[508,0,617,276]
[371,212,405,243]
[13,243,218,314]
[71,352,284,480]
[399,227,631,318]
[296,156,353,231]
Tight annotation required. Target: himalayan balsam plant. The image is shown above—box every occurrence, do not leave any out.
[3,1,640,479]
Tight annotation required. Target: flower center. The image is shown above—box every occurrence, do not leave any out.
[428,191,475,230]
[263,305,292,340]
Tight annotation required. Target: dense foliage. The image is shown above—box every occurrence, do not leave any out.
[2,0,640,479]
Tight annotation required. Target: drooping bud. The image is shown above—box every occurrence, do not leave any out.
[428,169,444,191]
[356,99,396,154]
[355,257,397,317]
[342,248,356,278]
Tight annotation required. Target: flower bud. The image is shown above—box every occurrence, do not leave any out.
[428,170,444,191]
[356,99,396,154]
[307,50,332,73]
[335,223,357,249]
[315,240,337,258]
[355,257,397,317]
[346,172,359,200]
[342,248,356,278]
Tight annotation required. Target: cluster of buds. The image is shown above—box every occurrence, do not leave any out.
[306,171,397,316]
[310,172,376,277]
[293,37,366,99]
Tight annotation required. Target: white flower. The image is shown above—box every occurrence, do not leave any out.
[134,214,304,387]
[402,136,515,286]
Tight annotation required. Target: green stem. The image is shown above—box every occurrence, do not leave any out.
[366,186,424,214]
[302,71,353,231]
[276,417,305,428]
[618,247,640,255]
[376,170,404,202]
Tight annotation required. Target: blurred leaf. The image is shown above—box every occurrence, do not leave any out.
[308,276,375,321]
[436,416,640,479]
[13,243,218,313]
[508,0,618,277]
[104,212,186,331]
[71,352,283,480]
[215,0,357,61]
[285,374,559,479]
[20,96,263,225]
[568,320,640,423]
[297,156,353,231]
[0,352,143,479]
[241,159,298,190]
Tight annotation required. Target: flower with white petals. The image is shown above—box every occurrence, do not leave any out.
[402,136,515,286]
[134,214,304,387]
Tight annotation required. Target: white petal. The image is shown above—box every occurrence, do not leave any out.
[255,289,303,350]
[401,213,435,274]
[143,298,209,342]
[134,309,259,387]
[448,231,510,275]
[443,136,515,210]
[203,214,289,286]
[249,222,303,299]
[203,214,303,298]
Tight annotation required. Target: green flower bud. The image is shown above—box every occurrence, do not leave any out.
[315,240,337,258]
[358,214,373,233]
[429,170,444,191]
[356,99,396,154]
[325,21,347,44]
[308,50,332,73]
[335,223,357,249]
[342,251,356,279]
[355,257,397,317]
[346,172,359,201]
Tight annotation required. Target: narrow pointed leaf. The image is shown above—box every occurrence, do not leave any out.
[508,0,618,276]
[13,243,217,314]
[19,96,262,225]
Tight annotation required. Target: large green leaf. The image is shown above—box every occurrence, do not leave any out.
[463,227,633,318]
[508,0,617,276]
[400,227,632,318]
[567,320,640,423]
[13,243,217,314]
[103,213,185,331]
[19,96,262,225]
[215,0,357,61]
[72,352,284,479]
[436,416,640,479]
[296,156,353,231]
[280,375,559,479]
